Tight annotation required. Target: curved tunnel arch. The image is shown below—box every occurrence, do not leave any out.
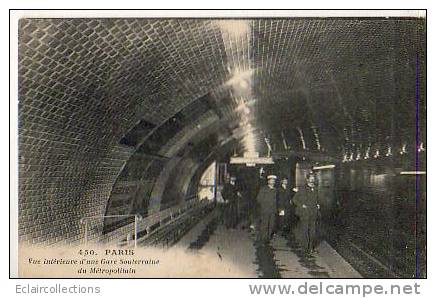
[102,99,242,232]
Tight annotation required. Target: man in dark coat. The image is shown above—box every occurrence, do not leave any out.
[254,175,278,242]
[222,176,239,228]
[293,172,321,253]
[277,177,295,233]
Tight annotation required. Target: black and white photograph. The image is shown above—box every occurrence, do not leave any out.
[10,10,426,280]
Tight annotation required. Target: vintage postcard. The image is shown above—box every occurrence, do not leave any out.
[10,10,426,278]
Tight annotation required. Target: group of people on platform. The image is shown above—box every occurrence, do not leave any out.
[221,171,321,254]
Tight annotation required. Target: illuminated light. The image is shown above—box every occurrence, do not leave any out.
[297,127,306,150]
[242,129,257,153]
[364,146,371,159]
[235,99,252,115]
[400,171,426,175]
[342,154,349,163]
[243,151,259,158]
[312,127,321,150]
[239,79,249,89]
[349,152,354,161]
[374,149,380,158]
[418,142,425,152]
[313,165,336,170]
[239,118,250,127]
[356,152,361,160]
[219,20,255,154]
[385,146,392,157]
[234,98,257,153]
[224,68,254,89]
[400,144,407,155]
[218,20,250,39]
[364,152,369,159]
[230,156,274,165]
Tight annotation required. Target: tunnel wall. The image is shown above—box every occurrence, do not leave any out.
[160,158,199,209]
[103,110,219,232]
[18,19,231,245]
[334,156,426,277]
[18,140,133,244]
[103,152,166,233]
[148,157,182,212]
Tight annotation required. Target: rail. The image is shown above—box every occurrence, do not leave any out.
[79,197,212,247]
[138,199,214,247]
[80,214,142,247]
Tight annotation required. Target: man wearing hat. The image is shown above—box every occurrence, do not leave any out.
[254,174,278,242]
[293,171,321,254]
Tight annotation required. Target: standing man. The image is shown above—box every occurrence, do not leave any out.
[254,175,278,242]
[277,177,294,234]
[293,172,321,254]
[222,176,238,229]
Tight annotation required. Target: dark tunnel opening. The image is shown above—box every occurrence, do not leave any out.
[16,17,426,278]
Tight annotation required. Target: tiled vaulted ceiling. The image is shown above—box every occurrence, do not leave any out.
[19,18,425,160]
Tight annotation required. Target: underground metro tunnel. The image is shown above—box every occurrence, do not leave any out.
[16,17,426,278]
